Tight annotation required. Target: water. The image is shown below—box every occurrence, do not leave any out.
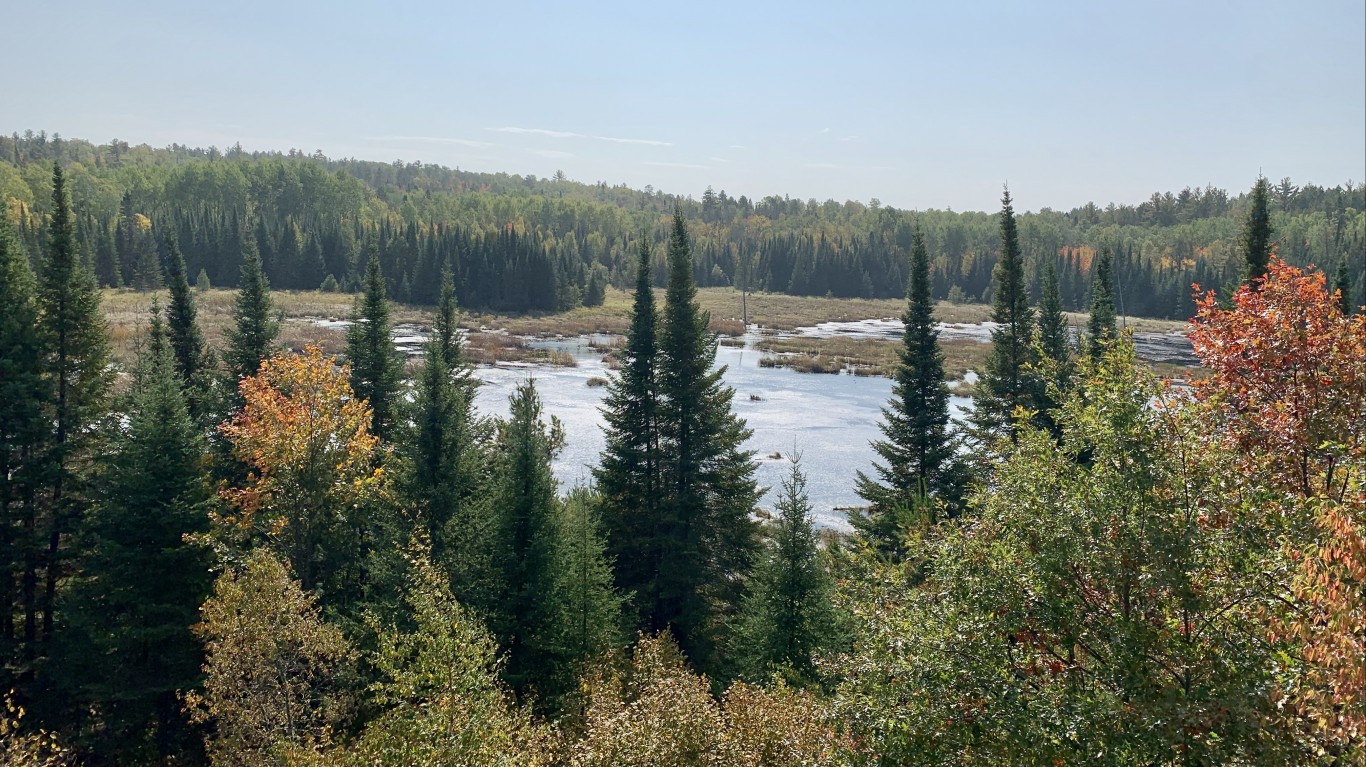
[471,333,972,531]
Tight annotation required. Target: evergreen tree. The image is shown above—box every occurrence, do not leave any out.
[0,218,47,677]
[971,187,1038,446]
[36,163,112,644]
[1240,177,1274,284]
[854,226,965,552]
[655,211,761,668]
[1334,259,1353,315]
[161,232,216,423]
[549,488,623,703]
[224,234,278,385]
[407,274,490,605]
[1033,261,1072,439]
[195,267,210,292]
[1086,248,1118,358]
[57,309,212,761]
[347,253,402,439]
[489,380,565,701]
[594,241,664,627]
[731,454,837,685]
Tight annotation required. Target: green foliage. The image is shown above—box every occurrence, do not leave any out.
[0,217,46,680]
[595,241,664,628]
[656,211,761,669]
[342,550,554,766]
[1241,176,1274,283]
[836,341,1300,765]
[162,231,217,424]
[406,275,492,607]
[1086,247,1118,358]
[971,187,1039,446]
[56,312,212,760]
[36,162,112,647]
[489,380,569,701]
[854,226,966,552]
[224,234,279,384]
[731,455,839,686]
[189,551,354,767]
[319,273,339,292]
[346,253,403,439]
[196,267,211,291]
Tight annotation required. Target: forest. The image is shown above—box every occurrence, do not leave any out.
[1,148,1364,766]
[1,130,1363,319]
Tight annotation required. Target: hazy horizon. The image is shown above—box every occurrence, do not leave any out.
[4,0,1362,213]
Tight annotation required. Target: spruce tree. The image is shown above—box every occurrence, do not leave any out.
[161,231,216,423]
[36,163,112,643]
[656,211,761,668]
[224,234,278,385]
[1034,261,1072,439]
[854,226,965,552]
[731,454,837,685]
[347,253,402,439]
[594,240,664,626]
[0,218,47,676]
[971,187,1038,445]
[408,274,490,604]
[195,267,210,292]
[1240,177,1274,284]
[57,309,212,760]
[549,488,623,704]
[1086,248,1118,359]
[1334,259,1353,315]
[489,380,564,700]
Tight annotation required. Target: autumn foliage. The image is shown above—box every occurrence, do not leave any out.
[218,345,386,590]
[1190,257,1366,747]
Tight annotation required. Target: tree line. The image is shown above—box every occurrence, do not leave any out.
[3,130,1362,319]
[2,160,1363,765]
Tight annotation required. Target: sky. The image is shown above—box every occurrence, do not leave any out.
[3,0,1363,213]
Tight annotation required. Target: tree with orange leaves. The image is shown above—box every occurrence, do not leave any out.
[218,345,389,602]
[1190,257,1366,751]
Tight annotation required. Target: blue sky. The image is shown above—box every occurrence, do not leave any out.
[3,0,1363,212]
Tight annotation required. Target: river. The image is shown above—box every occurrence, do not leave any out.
[469,332,972,531]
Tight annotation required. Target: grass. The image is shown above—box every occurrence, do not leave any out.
[753,335,991,381]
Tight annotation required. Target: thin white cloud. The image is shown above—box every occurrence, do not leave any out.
[643,161,709,169]
[728,144,746,150]
[529,148,575,158]
[367,135,494,148]
[839,135,860,142]
[493,127,580,138]
[818,127,831,134]
[594,135,673,146]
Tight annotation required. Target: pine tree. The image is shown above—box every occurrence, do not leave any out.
[854,226,965,552]
[1335,259,1353,315]
[0,218,47,677]
[549,488,622,704]
[731,454,837,685]
[1240,177,1274,284]
[971,187,1038,445]
[195,267,210,292]
[655,211,761,668]
[594,240,664,627]
[36,163,112,643]
[1034,261,1072,439]
[161,232,216,423]
[224,234,278,385]
[1086,248,1119,359]
[347,253,402,439]
[57,309,212,760]
[407,274,490,605]
[489,380,565,700]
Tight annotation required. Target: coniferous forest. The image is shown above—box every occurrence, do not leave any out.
[1,137,1364,766]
